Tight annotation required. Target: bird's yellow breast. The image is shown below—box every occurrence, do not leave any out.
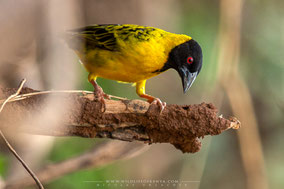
[76,27,191,83]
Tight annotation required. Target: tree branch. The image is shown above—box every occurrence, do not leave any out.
[0,86,240,154]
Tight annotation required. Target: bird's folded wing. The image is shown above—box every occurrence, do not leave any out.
[65,24,160,52]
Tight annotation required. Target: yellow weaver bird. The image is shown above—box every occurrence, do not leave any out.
[65,24,203,110]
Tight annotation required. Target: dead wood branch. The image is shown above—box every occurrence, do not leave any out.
[0,86,240,154]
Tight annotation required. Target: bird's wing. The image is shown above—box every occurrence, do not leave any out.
[66,24,161,52]
[68,25,118,51]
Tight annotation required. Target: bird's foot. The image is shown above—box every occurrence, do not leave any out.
[148,98,167,114]
[93,86,110,112]
[89,79,110,112]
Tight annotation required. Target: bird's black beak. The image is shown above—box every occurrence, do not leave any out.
[178,66,198,93]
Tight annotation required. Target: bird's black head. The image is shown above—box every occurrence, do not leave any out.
[162,39,203,93]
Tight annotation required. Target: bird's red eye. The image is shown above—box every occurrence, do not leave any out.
[187,57,194,64]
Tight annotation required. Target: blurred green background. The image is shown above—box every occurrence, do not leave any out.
[0,0,283,189]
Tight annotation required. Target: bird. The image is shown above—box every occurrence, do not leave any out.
[64,24,203,111]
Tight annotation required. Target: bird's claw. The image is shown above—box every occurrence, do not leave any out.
[150,98,167,114]
[97,96,107,113]
[103,93,111,100]
[93,87,110,113]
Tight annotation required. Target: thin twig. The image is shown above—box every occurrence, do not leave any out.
[0,79,26,112]
[0,79,44,189]
[0,89,127,104]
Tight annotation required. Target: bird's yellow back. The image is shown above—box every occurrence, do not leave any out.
[68,24,191,82]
